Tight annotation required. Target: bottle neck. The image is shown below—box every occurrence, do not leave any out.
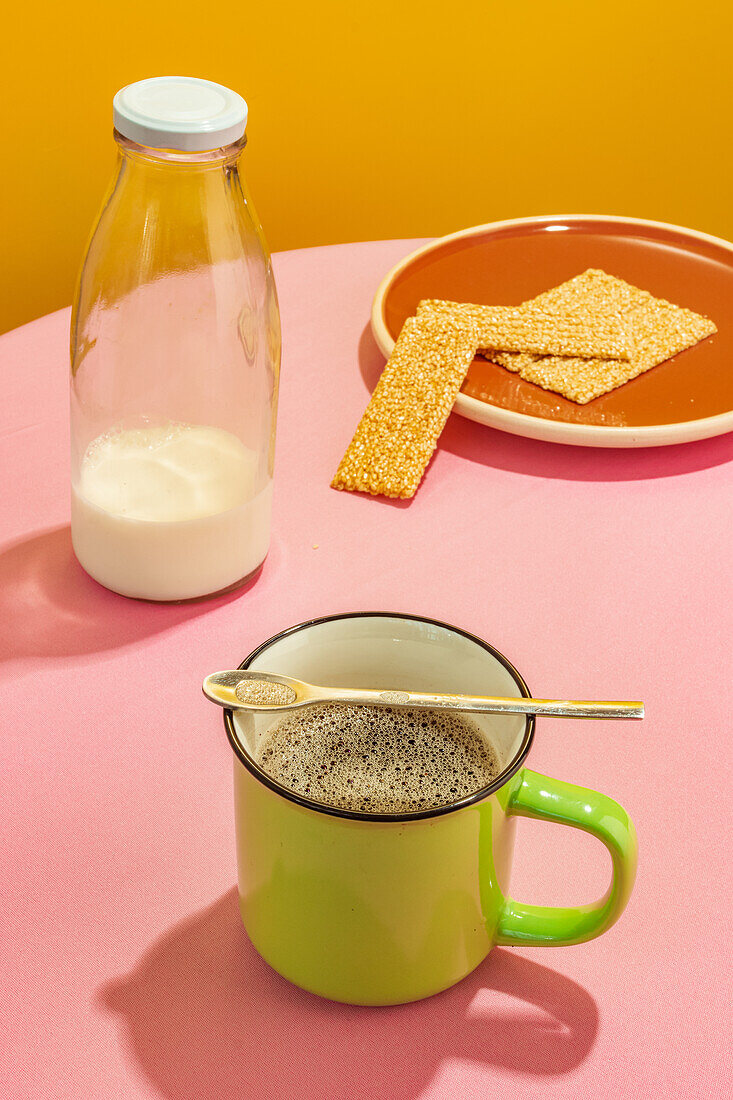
[96,131,254,285]
[114,131,246,171]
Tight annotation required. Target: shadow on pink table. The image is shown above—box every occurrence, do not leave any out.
[0,526,250,664]
[358,325,733,482]
[99,888,598,1099]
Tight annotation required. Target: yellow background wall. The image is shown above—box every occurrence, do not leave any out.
[1,0,731,333]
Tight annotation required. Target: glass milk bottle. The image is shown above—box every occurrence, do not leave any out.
[70,77,280,601]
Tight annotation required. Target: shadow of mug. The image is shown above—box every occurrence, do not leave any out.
[99,888,599,1100]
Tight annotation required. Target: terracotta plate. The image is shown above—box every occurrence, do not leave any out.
[371,215,733,447]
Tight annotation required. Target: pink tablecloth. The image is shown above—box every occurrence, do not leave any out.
[2,239,731,1100]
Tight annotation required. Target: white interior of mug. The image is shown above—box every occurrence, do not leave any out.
[232,614,531,777]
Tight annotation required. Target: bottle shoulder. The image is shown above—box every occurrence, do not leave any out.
[75,167,276,313]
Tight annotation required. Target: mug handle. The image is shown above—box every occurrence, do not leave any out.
[496,768,638,947]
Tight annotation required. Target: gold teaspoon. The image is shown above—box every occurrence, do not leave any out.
[203,670,644,720]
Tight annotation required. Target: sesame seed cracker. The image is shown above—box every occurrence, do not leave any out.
[331,314,478,498]
[483,270,716,403]
[418,298,630,359]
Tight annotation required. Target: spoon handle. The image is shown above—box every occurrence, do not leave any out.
[327,688,644,720]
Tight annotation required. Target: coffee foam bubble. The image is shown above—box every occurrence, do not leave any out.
[255,703,500,814]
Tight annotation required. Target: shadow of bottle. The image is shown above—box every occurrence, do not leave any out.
[0,526,255,666]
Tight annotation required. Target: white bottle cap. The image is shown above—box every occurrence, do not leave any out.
[113,76,248,152]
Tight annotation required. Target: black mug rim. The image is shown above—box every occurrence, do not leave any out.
[223,612,535,823]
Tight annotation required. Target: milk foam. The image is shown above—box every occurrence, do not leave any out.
[255,703,500,813]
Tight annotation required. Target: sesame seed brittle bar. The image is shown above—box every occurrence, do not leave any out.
[481,269,717,404]
[332,313,478,498]
[418,298,631,360]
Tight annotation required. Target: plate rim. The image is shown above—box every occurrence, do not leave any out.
[370,213,733,448]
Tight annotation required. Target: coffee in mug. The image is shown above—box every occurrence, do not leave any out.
[255,703,500,813]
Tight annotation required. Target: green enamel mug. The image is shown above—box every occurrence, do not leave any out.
[224,613,637,1006]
